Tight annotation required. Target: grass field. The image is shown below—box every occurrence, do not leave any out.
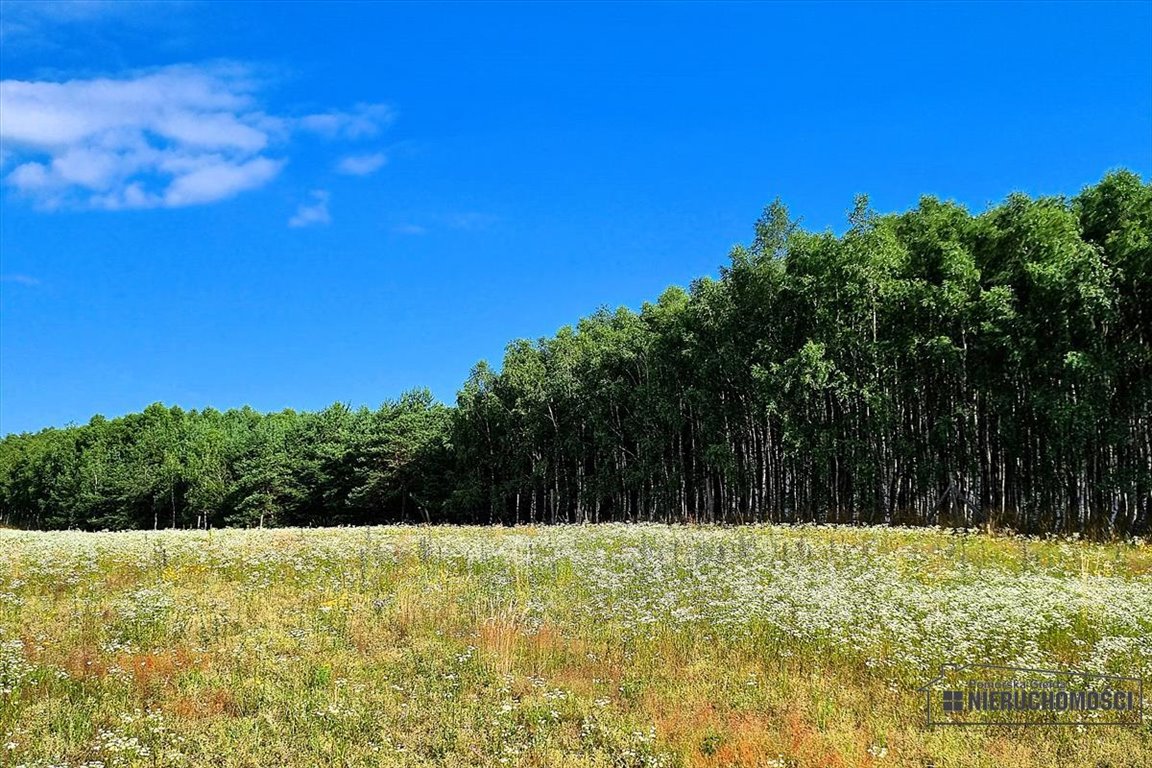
[0,524,1149,767]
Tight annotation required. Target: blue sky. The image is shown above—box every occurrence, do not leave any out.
[1,1,1149,435]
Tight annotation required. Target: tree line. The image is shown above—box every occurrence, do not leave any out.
[2,171,1149,536]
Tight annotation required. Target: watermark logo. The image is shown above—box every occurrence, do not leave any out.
[920,664,1144,726]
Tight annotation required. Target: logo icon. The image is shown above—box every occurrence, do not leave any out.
[941,690,965,713]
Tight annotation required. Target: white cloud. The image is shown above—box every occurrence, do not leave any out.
[166,156,286,208]
[336,152,388,176]
[0,64,393,210]
[288,190,330,228]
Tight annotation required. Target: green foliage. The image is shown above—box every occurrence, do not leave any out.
[0,393,452,530]
[1,171,1149,536]
[447,171,1151,536]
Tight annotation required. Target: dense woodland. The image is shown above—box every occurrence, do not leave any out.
[2,171,1149,536]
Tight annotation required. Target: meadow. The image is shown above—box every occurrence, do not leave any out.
[0,524,1149,767]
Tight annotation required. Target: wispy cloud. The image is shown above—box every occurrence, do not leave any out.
[444,212,498,230]
[336,152,388,176]
[0,0,172,45]
[392,223,427,236]
[389,213,497,236]
[300,104,393,140]
[289,190,331,228]
[0,274,41,286]
[0,63,392,210]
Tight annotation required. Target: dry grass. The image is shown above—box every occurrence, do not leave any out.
[0,524,1148,767]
